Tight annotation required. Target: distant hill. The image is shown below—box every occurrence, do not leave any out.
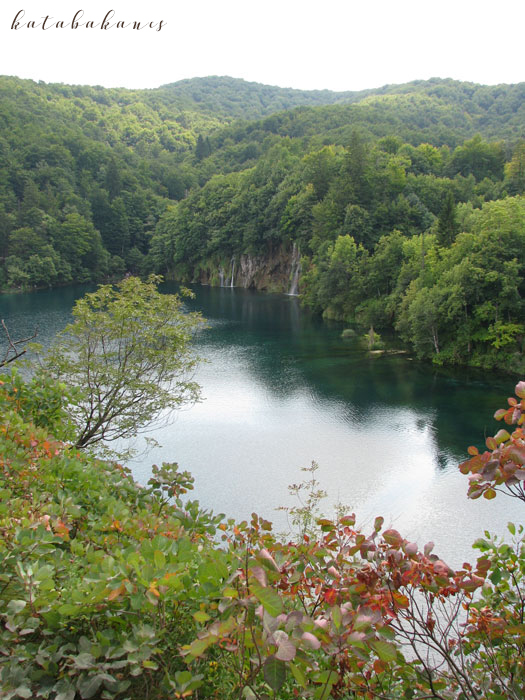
[156,75,365,119]
[154,76,525,141]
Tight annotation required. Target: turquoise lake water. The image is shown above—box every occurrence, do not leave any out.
[1,283,522,566]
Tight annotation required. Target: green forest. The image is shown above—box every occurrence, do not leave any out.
[1,75,524,371]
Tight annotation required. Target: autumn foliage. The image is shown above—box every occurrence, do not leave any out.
[461,380,525,503]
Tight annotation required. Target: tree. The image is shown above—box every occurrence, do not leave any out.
[437,189,459,246]
[397,282,444,357]
[52,213,107,280]
[505,141,525,194]
[43,276,204,452]
[448,134,505,181]
[195,134,211,160]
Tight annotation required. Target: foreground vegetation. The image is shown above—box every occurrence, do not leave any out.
[1,358,524,697]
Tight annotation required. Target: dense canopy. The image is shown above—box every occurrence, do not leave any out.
[1,74,524,371]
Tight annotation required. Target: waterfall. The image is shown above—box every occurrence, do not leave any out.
[287,242,301,296]
[229,256,235,287]
[218,267,225,287]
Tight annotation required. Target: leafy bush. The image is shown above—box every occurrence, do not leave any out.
[1,374,524,699]
[0,375,222,699]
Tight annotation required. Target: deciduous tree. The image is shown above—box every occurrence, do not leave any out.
[43,275,204,452]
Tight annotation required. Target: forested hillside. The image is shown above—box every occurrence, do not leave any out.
[1,75,524,370]
[158,76,361,119]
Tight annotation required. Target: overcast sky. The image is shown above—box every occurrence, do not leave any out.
[1,0,524,91]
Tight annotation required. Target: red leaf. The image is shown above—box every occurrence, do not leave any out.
[433,560,452,577]
[324,588,337,605]
[373,659,386,674]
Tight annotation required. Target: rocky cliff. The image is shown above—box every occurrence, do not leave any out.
[195,244,301,295]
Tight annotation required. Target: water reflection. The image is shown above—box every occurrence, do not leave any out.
[1,283,522,565]
[179,284,514,464]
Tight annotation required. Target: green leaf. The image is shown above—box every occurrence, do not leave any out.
[331,605,342,630]
[313,671,339,699]
[490,569,502,585]
[154,550,166,569]
[183,636,215,659]
[371,640,397,662]
[263,656,286,691]
[58,603,79,617]
[494,429,510,444]
[73,653,95,670]
[198,558,229,582]
[7,600,26,615]
[193,611,211,624]
[55,686,76,700]
[77,675,103,699]
[315,685,333,700]
[383,529,403,546]
[378,625,396,640]
[174,671,192,685]
[289,662,307,689]
[251,581,283,617]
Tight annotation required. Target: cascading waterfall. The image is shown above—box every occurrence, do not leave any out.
[288,242,301,296]
[229,256,235,287]
[218,267,225,287]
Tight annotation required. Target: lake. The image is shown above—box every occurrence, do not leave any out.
[1,283,522,567]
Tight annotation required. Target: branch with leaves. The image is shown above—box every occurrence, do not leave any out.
[460,380,525,503]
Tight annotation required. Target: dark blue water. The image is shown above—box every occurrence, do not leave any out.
[1,283,522,566]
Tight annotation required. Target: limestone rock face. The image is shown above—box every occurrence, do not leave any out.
[197,244,301,294]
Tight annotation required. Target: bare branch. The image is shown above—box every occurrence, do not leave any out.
[1,319,38,367]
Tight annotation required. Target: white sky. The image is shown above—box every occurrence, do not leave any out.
[0,0,524,91]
